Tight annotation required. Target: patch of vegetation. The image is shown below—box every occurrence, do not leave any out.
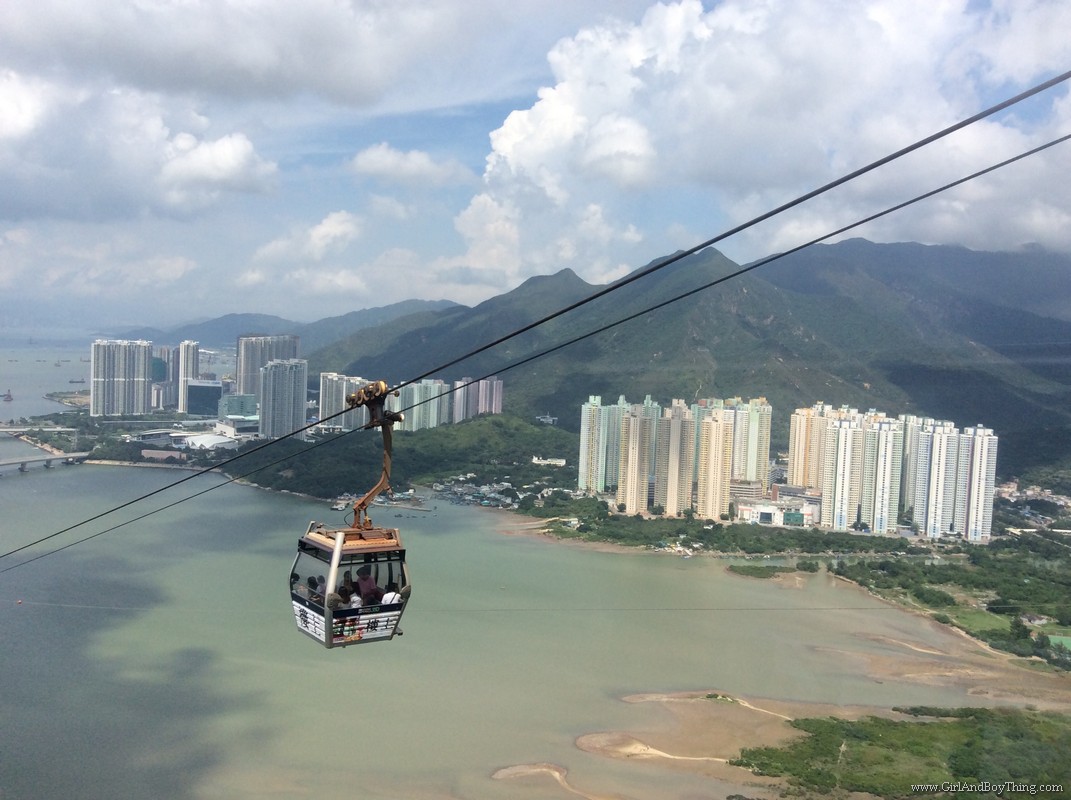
[215,414,579,498]
[732,707,1071,798]
[728,564,797,579]
[705,692,736,702]
[831,540,1071,670]
[1020,459,1071,498]
[89,439,161,462]
[911,585,957,607]
[528,500,929,555]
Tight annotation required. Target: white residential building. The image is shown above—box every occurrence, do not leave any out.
[913,419,962,538]
[725,397,773,492]
[861,416,903,535]
[177,340,199,414]
[236,335,299,399]
[398,379,451,432]
[90,339,153,417]
[319,372,372,431]
[616,405,659,514]
[578,395,603,493]
[259,359,308,440]
[654,400,696,517]
[958,425,998,542]
[696,410,734,521]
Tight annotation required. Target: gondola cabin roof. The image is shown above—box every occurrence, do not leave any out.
[299,522,404,556]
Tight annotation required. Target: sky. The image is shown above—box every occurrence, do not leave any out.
[2,0,1070,333]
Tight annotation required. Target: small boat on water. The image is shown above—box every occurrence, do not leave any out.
[2,390,13,401]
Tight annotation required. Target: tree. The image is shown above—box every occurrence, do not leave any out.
[1009,617,1032,641]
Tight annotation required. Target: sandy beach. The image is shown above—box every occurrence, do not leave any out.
[490,514,1071,798]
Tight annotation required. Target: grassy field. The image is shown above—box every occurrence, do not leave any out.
[732,707,1071,799]
[947,606,1011,637]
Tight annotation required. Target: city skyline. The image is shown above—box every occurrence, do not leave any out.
[81,334,508,447]
[579,394,997,541]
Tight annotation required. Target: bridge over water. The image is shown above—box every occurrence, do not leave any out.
[0,426,78,434]
[0,452,90,473]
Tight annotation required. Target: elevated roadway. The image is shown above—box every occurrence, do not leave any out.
[0,452,90,473]
[0,426,78,434]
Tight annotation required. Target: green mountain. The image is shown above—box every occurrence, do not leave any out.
[304,240,1071,479]
[298,299,459,353]
[109,301,458,349]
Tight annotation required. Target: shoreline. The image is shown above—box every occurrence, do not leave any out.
[486,509,1071,797]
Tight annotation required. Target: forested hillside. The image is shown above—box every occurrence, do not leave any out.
[301,241,1071,482]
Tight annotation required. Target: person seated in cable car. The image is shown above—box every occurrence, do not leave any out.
[338,569,354,594]
[355,565,383,605]
[290,572,308,598]
[306,576,323,605]
[381,582,402,605]
[337,585,362,610]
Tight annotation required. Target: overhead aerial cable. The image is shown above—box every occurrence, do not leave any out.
[386,69,1071,395]
[4,127,1068,576]
[0,389,364,564]
[381,130,1071,423]
[2,70,1069,571]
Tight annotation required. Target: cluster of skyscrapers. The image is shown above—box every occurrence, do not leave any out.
[90,338,227,417]
[788,404,997,541]
[578,396,998,542]
[580,395,772,519]
[319,373,503,432]
[90,335,304,439]
[89,335,504,442]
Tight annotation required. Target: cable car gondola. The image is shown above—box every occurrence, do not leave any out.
[289,380,411,648]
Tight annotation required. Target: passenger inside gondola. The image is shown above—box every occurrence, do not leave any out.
[381,582,402,604]
[339,569,354,593]
[338,586,362,609]
[355,565,383,605]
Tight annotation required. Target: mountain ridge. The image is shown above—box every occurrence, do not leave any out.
[303,240,1071,478]
[106,299,459,350]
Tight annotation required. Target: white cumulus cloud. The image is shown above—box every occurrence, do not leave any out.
[159,132,276,210]
[351,143,475,186]
[456,0,1071,288]
[255,211,363,264]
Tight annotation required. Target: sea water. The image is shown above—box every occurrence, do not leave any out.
[0,344,88,421]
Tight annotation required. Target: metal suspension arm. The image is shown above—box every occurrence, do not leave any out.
[345,381,404,530]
